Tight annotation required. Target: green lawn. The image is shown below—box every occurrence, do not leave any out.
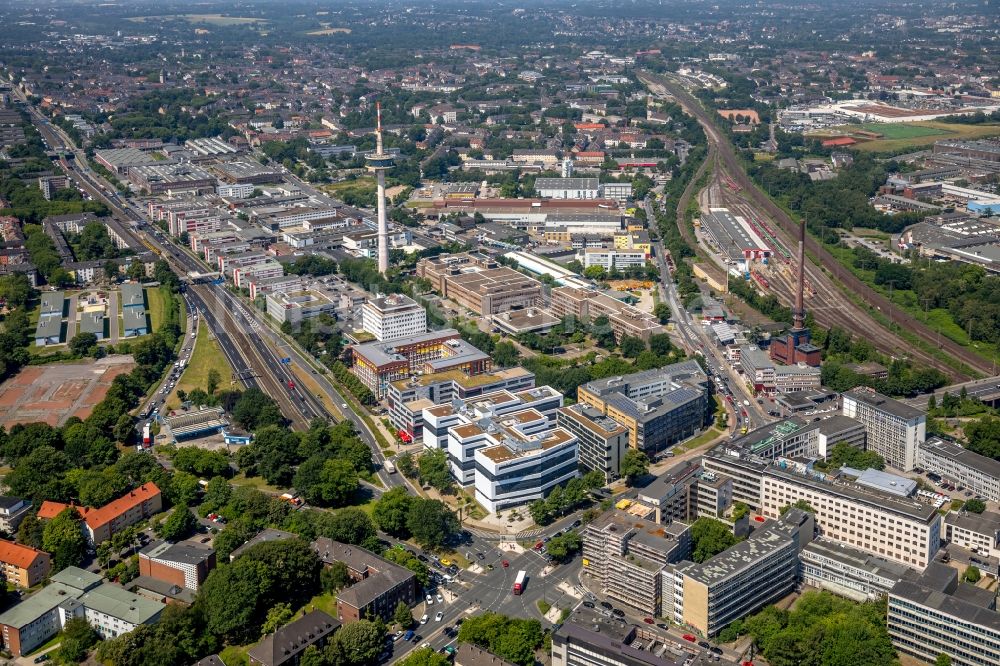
[858,123,945,140]
[229,473,284,494]
[218,645,250,666]
[674,426,724,454]
[301,592,337,617]
[164,323,234,409]
[146,287,165,333]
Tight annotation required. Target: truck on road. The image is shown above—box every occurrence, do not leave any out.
[513,570,526,595]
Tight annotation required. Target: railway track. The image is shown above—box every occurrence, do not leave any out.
[640,70,989,380]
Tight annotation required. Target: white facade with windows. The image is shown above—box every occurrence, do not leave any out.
[842,388,925,472]
[581,248,647,271]
[361,294,427,342]
[761,466,941,569]
[918,437,1000,503]
[474,427,578,514]
[536,177,600,199]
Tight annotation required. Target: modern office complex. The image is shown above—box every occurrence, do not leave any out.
[918,437,1000,503]
[361,294,427,342]
[474,423,579,513]
[887,562,1000,666]
[265,289,337,325]
[556,403,630,482]
[416,252,544,316]
[351,329,491,399]
[552,607,700,666]
[760,465,941,569]
[582,510,691,616]
[387,366,536,441]
[550,286,664,343]
[842,388,926,472]
[577,362,710,454]
[943,511,1000,562]
[663,510,813,637]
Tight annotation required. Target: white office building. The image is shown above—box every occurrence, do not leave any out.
[474,425,578,514]
[842,388,926,472]
[918,437,1000,503]
[760,465,941,570]
[580,248,647,271]
[361,294,427,342]
[535,177,600,199]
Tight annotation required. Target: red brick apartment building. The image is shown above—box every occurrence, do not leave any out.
[39,483,162,545]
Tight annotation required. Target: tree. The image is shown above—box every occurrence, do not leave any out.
[649,333,672,356]
[544,531,582,562]
[653,302,671,324]
[965,498,986,514]
[418,448,453,492]
[42,508,88,571]
[964,565,981,583]
[456,613,543,666]
[396,451,416,477]
[620,449,649,485]
[55,616,99,664]
[620,336,646,358]
[935,654,952,666]
[492,340,521,368]
[689,517,738,563]
[393,600,414,629]
[373,487,415,537]
[233,388,285,430]
[113,413,136,444]
[321,561,352,592]
[779,499,816,516]
[207,368,221,394]
[157,507,198,541]
[315,458,359,506]
[407,499,460,549]
[261,603,294,637]
[333,619,386,666]
[319,507,378,549]
[69,332,98,356]
[17,512,45,549]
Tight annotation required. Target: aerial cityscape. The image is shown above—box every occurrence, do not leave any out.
[0,0,999,665]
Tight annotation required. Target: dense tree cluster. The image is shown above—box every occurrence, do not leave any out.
[817,442,885,471]
[528,472,604,526]
[456,613,544,666]
[717,591,896,666]
[689,517,739,563]
[371,487,461,549]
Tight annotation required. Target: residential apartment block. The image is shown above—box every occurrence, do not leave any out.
[0,567,163,656]
[552,607,698,666]
[361,294,427,342]
[248,610,340,666]
[577,362,710,455]
[888,562,1000,666]
[582,511,691,616]
[0,496,31,533]
[38,482,163,545]
[311,538,418,624]
[0,541,50,588]
[842,388,925,472]
[918,437,1000,503]
[351,329,491,399]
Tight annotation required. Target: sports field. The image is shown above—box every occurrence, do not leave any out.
[817,121,1000,152]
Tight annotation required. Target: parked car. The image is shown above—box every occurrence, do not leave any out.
[698,641,711,649]
[643,618,655,624]
[436,594,443,603]
[600,601,613,610]
[435,611,444,622]
[612,609,625,618]
[682,634,696,643]
[583,601,595,609]
[420,614,428,625]
[425,594,433,605]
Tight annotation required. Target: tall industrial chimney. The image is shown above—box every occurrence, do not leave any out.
[793,220,805,331]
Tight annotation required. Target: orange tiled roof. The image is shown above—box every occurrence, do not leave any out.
[0,539,47,569]
[38,482,161,529]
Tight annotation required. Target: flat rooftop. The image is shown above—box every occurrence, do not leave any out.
[844,388,925,421]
